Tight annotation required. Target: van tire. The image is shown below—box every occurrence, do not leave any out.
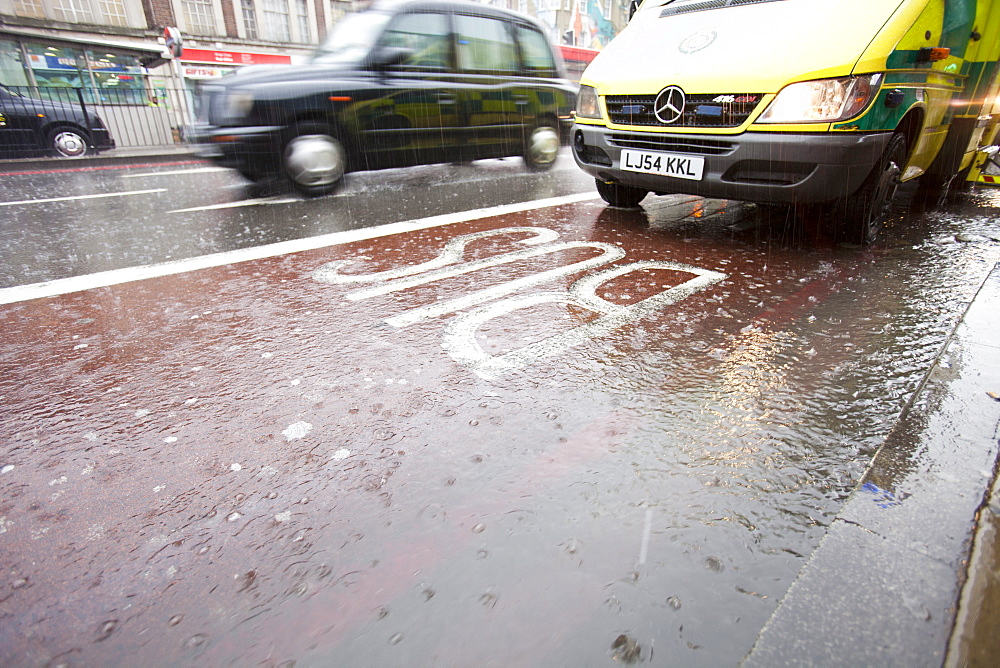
[48,128,90,158]
[283,122,346,197]
[596,179,648,208]
[838,132,906,244]
[523,123,560,171]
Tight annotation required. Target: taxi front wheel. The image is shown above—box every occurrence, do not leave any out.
[48,128,90,158]
[283,123,346,197]
[595,179,648,209]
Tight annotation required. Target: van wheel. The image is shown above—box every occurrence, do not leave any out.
[595,179,648,208]
[49,128,89,158]
[523,124,559,171]
[283,123,346,197]
[838,132,906,244]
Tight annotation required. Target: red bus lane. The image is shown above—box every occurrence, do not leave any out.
[0,198,876,664]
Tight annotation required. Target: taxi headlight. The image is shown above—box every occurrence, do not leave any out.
[225,90,255,119]
[576,85,601,119]
[758,74,883,123]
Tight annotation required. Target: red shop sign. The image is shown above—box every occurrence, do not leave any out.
[180,48,292,66]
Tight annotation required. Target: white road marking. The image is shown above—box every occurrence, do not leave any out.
[441,260,727,379]
[0,192,599,305]
[313,221,728,378]
[0,189,167,207]
[384,241,626,328]
[123,167,229,178]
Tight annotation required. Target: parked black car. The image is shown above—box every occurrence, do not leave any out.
[194,0,577,196]
[0,84,115,158]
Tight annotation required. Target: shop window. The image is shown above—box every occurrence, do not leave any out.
[26,44,88,94]
[0,40,31,87]
[22,44,148,105]
[86,51,147,104]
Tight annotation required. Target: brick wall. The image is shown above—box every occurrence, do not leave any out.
[140,0,177,30]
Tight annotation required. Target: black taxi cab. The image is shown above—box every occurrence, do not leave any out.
[194,0,576,196]
[0,84,115,158]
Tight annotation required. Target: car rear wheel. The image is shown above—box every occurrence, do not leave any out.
[595,179,648,208]
[523,123,559,172]
[283,123,346,197]
[48,128,89,158]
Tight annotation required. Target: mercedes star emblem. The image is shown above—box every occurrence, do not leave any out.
[654,86,686,124]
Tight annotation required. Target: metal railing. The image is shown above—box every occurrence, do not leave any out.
[2,84,197,150]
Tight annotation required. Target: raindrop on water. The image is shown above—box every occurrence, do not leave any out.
[96,619,117,641]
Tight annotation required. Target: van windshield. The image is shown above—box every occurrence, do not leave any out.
[312,11,392,65]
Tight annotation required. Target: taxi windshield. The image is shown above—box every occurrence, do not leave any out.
[312,11,392,65]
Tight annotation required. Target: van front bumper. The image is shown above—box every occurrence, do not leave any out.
[571,124,893,205]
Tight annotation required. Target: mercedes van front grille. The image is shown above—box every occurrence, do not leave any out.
[660,0,782,18]
[608,133,735,156]
[605,94,763,128]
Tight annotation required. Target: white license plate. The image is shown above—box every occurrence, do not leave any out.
[620,149,704,180]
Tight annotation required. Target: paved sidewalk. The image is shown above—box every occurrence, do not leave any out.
[746,261,1000,666]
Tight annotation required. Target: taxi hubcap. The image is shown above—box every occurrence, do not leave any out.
[285,134,345,186]
[54,132,87,157]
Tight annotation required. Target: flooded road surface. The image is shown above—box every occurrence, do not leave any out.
[1,183,999,665]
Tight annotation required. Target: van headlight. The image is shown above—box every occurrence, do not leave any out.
[225,90,255,119]
[576,85,602,119]
[757,74,883,123]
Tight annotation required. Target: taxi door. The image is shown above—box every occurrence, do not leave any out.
[357,10,463,169]
[0,86,39,154]
[452,13,524,158]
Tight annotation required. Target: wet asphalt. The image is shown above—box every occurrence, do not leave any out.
[0,149,999,665]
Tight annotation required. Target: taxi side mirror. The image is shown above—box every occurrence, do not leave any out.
[370,47,415,70]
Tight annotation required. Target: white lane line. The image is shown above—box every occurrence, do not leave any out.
[0,188,167,207]
[168,197,300,212]
[123,167,230,178]
[0,192,600,305]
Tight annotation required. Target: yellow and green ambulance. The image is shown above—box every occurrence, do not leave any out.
[571,0,1000,242]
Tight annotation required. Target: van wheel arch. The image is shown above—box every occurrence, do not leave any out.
[894,108,923,164]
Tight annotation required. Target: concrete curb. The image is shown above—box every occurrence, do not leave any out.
[0,146,204,172]
[744,261,1000,665]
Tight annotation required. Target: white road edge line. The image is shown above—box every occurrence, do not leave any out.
[0,188,167,207]
[123,167,230,178]
[0,192,600,305]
